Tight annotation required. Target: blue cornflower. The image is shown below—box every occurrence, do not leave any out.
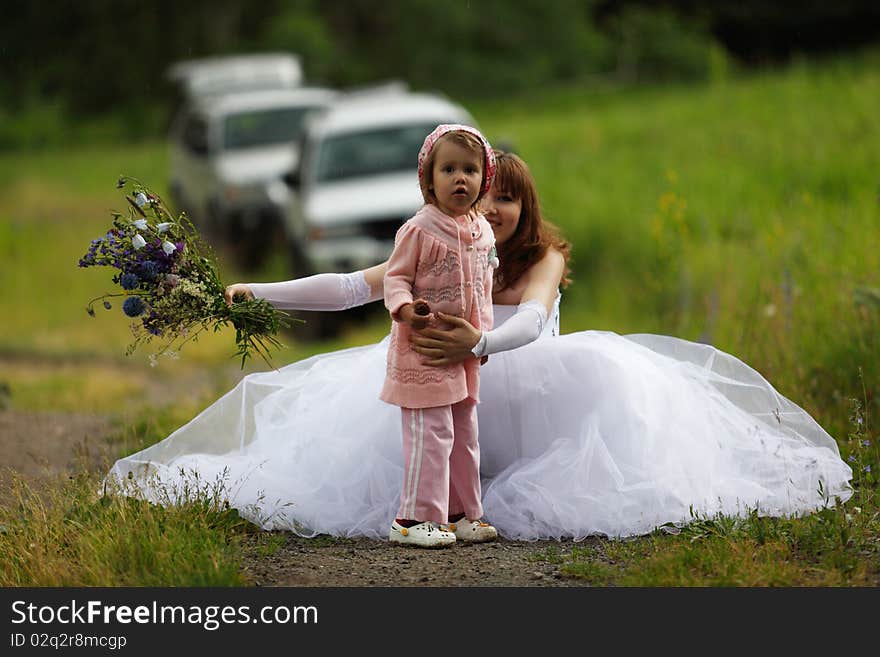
[139,261,159,281]
[103,300,112,310]
[79,239,102,267]
[865,465,872,473]
[861,440,871,447]
[122,296,145,317]
[120,272,140,290]
[848,455,856,463]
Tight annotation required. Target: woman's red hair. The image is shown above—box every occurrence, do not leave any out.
[491,150,571,291]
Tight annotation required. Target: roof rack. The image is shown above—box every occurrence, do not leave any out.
[338,80,410,100]
[167,53,303,99]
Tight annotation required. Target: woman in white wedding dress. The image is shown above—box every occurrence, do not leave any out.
[109,151,852,540]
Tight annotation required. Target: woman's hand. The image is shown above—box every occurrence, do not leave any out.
[410,312,482,366]
[224,283,255,306]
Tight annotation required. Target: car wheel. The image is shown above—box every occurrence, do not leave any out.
[286,310,344,342]
[236,228,273,271]
[168,182,185,214]
[281,242,340,341]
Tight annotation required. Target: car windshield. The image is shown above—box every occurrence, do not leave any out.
[314,123,439,182]
[223,106,318,150]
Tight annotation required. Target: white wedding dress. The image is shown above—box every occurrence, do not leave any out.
[109,297,853,540]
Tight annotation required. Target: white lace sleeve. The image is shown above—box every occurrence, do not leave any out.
[248,272,373,311]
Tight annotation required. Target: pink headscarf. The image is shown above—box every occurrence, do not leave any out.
[417,123,496,196]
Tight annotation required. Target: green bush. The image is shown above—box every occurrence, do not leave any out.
[607,6,730,83]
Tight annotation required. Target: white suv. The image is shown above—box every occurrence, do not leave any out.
[283,88,477,276]
[167,55,337,268]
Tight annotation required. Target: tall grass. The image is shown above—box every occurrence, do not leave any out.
[0,472,253,586]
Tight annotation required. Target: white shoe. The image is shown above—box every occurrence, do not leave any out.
[447,518,498,543]
[389,520,456,548]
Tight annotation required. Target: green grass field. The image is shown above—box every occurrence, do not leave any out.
[474,54,880,442]
[1,51,878,585]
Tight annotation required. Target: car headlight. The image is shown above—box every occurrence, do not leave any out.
[266,179,290,206]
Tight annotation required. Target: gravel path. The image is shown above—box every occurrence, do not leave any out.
[240,533,597,587]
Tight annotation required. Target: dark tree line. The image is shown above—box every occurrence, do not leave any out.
[1,0,878,146]
[602,0,880,63]
[0,0,270,115]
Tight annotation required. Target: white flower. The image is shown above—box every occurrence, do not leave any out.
[134,192,149,207]
[132,233,147,250]
[132,218,148,230]
[157,222,172,233]
[161,240,177,255]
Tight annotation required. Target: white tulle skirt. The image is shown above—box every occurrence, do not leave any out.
[109,327,852,540]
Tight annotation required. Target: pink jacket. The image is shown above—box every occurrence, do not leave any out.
[380,204,495,409]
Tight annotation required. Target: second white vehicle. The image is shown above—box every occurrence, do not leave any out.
[283,88,478,277]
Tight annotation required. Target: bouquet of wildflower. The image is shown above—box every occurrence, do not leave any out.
[79,176,292,368]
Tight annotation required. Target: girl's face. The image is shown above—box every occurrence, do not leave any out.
[430,140,483,217]
[480,184,522,246]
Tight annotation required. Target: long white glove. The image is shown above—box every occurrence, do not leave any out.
[248,271,376,311]
[471,299,548,357]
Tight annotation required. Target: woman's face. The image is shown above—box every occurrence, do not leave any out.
[480,185,522,246]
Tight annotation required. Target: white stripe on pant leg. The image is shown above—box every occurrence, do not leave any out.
[414,409,425,519]
[408,409,425,520]
[400,408,416,518]
[403,408,418,519]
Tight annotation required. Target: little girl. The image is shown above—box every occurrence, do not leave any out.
[381,124,499,548]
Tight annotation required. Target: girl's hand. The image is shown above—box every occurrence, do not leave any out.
[410,312,482,366]
[224,283,255,306]
[399,299,433,330]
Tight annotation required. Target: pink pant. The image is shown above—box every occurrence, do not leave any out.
[398,399,483,524]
